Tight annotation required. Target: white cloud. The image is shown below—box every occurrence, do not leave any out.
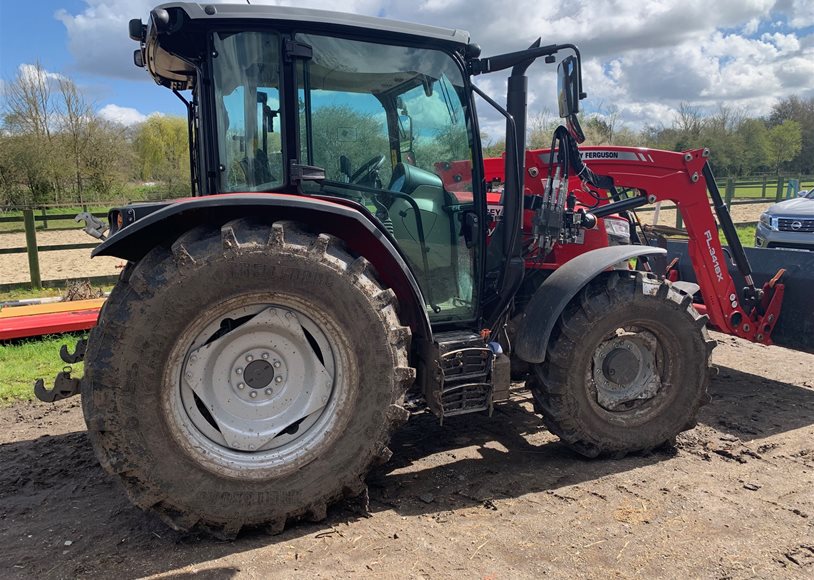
[56,0,813,136]
[781,0,814,28]
[98,103,153,125]
[18,63,66,85]
[56,0,154,80]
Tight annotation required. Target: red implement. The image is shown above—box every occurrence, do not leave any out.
[0,299,103,340]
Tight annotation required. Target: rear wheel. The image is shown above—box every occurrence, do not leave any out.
[82,219,414,536]
[529,271,715,457]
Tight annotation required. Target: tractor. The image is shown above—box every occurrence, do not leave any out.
[42,2,716,536]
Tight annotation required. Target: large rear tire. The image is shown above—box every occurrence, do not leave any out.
[82,219,414,537]
[528,271,715,458]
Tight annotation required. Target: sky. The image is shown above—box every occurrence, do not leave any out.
[1,0,813,139]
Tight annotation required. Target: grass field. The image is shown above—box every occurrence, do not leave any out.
[0,333,86,405]
[732,178,812,198]
[724,223,756,247]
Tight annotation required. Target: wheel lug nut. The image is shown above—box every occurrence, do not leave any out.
[238,383,245,390]
[262,353,269,360]
[246,355,254,362]
[265,388,272,395]
[273,361,281,368]
[275,376,283,384]
[249,391,257,398]
[236,368,243,375]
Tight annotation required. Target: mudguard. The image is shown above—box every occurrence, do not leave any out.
[93,193,432,340]
[513,245,666,364]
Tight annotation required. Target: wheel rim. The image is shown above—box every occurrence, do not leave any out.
[591,329,662,412]
[166,298,347,476]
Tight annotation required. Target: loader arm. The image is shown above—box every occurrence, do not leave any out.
[552,146,785,345]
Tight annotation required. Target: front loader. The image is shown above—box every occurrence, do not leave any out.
[470,145,814,356]
[37,2,713,536]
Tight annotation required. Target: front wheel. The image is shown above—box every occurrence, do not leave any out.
[529,271,715,457]
[82,219,414,536]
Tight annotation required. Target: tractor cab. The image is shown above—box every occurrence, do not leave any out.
[131,3,483,323]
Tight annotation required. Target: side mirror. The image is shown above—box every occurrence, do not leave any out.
[557,55,580,118]
[558,55,586,143]
[129,18,146,42]
[797,190,809,198]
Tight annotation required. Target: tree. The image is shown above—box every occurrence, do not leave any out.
[1,62,62,202]
[57,77,93,203]
[770,96,814,173]
[766,120,802,174]
[133,115,190,195]
[734,118,768,175]
[527,109,558,149]
[1,63,129,204]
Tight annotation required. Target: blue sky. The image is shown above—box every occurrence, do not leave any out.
[1,1,813,135]
[0,0,184,120]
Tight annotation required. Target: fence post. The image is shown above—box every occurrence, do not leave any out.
[23,209,42,289]
[725,178,735,209]
[40,207,48,229]
[775,176,785,203]
[761,175,767,198]
[675,206,683,230]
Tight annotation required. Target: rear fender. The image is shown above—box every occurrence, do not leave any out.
[94,193,432,340]
[512,245,667,364]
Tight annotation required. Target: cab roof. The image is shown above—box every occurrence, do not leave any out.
[141,2,471,89]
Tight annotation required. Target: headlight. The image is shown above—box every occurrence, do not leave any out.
[604,217,630,240]
[759,213,778,231]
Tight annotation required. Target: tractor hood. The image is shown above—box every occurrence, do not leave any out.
[134,2,470,90]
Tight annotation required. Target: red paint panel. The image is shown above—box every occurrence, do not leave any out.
[0,308,100,340]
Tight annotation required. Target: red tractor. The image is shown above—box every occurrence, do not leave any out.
[39,2,718,536]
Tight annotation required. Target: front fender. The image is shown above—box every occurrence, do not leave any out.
[94,193,432,340]
[513,245,666,364]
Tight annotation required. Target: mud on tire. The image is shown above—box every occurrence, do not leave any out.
[82,219,415,537]
[528,271,715,458]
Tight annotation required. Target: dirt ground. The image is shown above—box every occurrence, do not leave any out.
[636,200,769,228]
[0,201,770,286]
[0,230,122,285]
[1,332,813,579]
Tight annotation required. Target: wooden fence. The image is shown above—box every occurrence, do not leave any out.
[0,208,119,292]
[1,175,811,291]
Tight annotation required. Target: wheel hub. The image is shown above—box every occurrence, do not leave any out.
[180,306,333,452]
[244,359,275,389]
[591,331,661,412]
[228,349,288,402]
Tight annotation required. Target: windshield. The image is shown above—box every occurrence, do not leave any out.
[296,33,477,321]
[212,31,284,192]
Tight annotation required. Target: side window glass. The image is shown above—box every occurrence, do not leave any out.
[212,31,283,192]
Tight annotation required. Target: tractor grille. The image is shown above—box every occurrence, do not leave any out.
[778,217,814,233]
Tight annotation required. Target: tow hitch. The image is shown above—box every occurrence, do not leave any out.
[33,338,87,402]
[34,367,81,403]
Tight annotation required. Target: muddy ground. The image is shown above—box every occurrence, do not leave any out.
[1,332,813,579]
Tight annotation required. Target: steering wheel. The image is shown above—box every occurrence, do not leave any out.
[350,154,386,184]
